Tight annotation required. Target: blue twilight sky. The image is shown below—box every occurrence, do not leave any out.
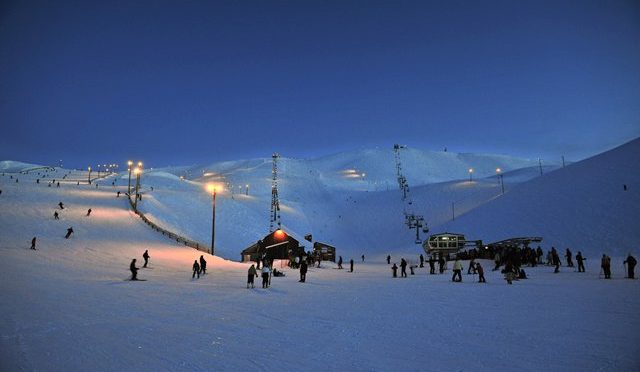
[0,0,639,168]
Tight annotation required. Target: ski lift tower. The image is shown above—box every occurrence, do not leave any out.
[269,152,282,232]
[393,144,428,243]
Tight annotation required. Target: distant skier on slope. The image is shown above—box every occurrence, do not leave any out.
[623,254,637,279]
[386,255,391,265]
[400,258,407,278]
[30,237,36,250]
[391,263,398,278]
[130,259,139,280]
[65,227,74,239]
[350,259,354,273]
[58,202,64,209]
[142,250,150,268]
[199,255,207,275]
[86,208,92,216]
[54,211,59,220]
[576,251,586,272]
[192,260,201,279]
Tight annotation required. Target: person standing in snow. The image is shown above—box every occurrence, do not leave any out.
[350,258,354,273]
[623,254,637,279]
[419,254,424,268]
[504,261,515,284]
[391,263,398,278]
[468,258,476,275]
[565,248,574,267]
[142,250,150,268]
[400,258,408,278]
[54,211,59,220]
[86,208,92,216]
[493,252,501,271]
[438,256,445,274]
[299,260,308,282]
[192,260,201,279]
[477,262,486,283]
[58,202,64,209]
[576,251,586,272]
[428,256,435,274]
[65,227,74,239]
[551,247,560,273]
[361,254,365,263]
[30,237,36,250]
[452,259,463,282]
[130,259,139,280]
[261,264,271,288]
[601,254,611,279]
[247,264,258,288]
[199,255,207,275]
[386,255,391,265]
[338,256,343,269]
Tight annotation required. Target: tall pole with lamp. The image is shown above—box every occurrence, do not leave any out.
[88,166,92,184]
[127,160,133,195]
[207,184,217,256]
[496,168,504,195]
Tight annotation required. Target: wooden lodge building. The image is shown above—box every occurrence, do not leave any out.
[241,229,305,263]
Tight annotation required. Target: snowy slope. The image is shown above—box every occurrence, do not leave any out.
[1,166,639,372]
[435,138,640,257]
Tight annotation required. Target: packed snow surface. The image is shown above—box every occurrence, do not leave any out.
[1,144,639,371]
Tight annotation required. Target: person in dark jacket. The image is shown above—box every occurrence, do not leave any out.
[247,264,258,288]
[337,256,343,269]
[551,247,560,273]
[386,255,391,265]
[65,227,74,239]
[130,259,139,280]
[192,260,201,279]
[428,256,435,274]
[565,248,574,267]
[419,254,424,268]
[350,259,354,272]
[361,254,365,262]
[30,237,36,250]
[477,262,486,283]
[54,211,59,220]
[58,202,64,209]
[601,254,611,279]
[576,251,586,272]
[86,208,92,216]
[438,256,445,274]
[142,250,150,268]
[299,260,308,282]
[199,255,207,275]
[623,254,637,279]
[391,263,398,277]
[400,258,408,278]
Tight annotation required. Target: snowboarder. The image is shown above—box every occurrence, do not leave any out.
[400,258,408,278]
[299,260,308,282]
[477,262,486,283]
[386,255,391,265]
[130,259,139,280]
[338,256,343,269]
[30,237,36,250]
[54,211,59,220]
[247,264,258,288]
[623,254,637,279]
[565,248,574,267]
[419,254,424,268]
[601,254,611,279]
[86,208,92,216]
[391,263,398,278]
[199,255,207,275]
[262,264,271,288]
[64,227,74,239]
[349,259,354,273]
[58,202,64,209]
[452,259,463,282]
[428,256,435,274]
[142,250,150,268]
[192,260,201,279]
[576,251,586,272]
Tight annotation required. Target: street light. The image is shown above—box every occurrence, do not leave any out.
[133,167,141,210]
[468,168,473,182]
[207,183,218,256]
[88,167,92,184]
[245,184,249,196]
[127,160,133,194]
[496,168,504,194]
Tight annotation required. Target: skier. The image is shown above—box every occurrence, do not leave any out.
[361,254,365,263]
[30,237,36,250]
[419,254,424,268]
[452,259,463,282]
[58,202,64,209]
[261,264,271,288]
[130,259,139,280]
[64,227,74,239]
[576,251,586,272]
[623,254,637,279]
[350,259,354,273]
[54,211,59,220]
[299,260,308,282]
[400,258,408,278]
[142,250,150,268]
[468,258,476,274]
[386,255,391,265]
[199,255,207,275]
[86,208,92,216]
[192,260,201,279]
[477,262,486,283]
[551,247,560,273]
[601,254,611,279]
[247,264,258,288]
[338,256,343,269]
[428,256,435,274]
[391,263,398,278]
[438,256,445,274]
[565,248,574,267]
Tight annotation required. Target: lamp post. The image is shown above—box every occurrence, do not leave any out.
[468,168,473,182]
[245,184,249,196]
[133,167,141,210]
[127,161,133,194]
[207,184,217,256]
[88,166,92,184]
[496,168,504,194]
